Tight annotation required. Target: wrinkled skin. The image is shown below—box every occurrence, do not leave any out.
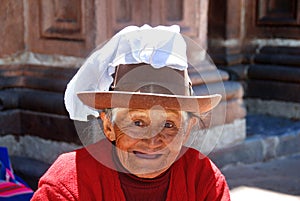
[101,108,197,178]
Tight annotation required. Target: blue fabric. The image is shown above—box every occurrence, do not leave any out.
[0,147,33,200]
[0,194,33,201]
[0,147,11,172]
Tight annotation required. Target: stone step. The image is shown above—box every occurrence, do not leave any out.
[10,156,50,190]
[248,64,300,83]
[209,114,300,168]
[247,80,300,102]
[255,53,300,67]
[189,69,229,85]
[0,89,66,115]
[0,110,79,143]
[203,98,246,127]
[259,46,300,55]
[193,81,244,101]
[0,64,76,92]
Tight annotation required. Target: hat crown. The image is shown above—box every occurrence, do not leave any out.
[112,64,192,96]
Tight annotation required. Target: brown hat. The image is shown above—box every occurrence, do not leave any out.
[77,64,221,114]
[65,25,224,121]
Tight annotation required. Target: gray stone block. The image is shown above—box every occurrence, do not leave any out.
[261,136,280,160]
[209,139,265,168]
[189,119,246,156]
[246,99,300,119]
[189,69,229,85]
[276,132,300,157]
[0,135,79,164]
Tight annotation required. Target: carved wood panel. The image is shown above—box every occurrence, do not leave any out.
[108,0,151,34]
[27,0,206,56]
[159,0,200,38]
[257,0,300,26]
[0,0,25,57]
[27,0,95,57]
[40,0,83,40]
[105,0,204,44]
[245,0,300,39]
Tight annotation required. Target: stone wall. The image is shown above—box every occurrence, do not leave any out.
[0,0,246,167]
[0,0,94,164]
[208,0,300,119]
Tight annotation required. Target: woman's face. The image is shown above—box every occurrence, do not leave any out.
[101,108,197,178]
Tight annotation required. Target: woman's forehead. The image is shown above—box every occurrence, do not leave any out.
[112,108,183,118]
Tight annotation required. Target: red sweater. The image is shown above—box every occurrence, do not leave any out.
[31,140,230,201]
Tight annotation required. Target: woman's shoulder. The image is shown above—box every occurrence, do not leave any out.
[179,147,222,176]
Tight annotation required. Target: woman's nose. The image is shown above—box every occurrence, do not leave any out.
[143,128,164,147]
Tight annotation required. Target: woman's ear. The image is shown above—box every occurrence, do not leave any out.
[100,112,116,141]
[183,116,198,144]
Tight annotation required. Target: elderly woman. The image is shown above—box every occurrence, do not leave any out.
[31,25,230,201]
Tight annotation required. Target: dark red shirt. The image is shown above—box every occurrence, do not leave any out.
[118,169,170,201]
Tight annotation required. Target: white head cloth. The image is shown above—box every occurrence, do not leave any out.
[64,24,188,121]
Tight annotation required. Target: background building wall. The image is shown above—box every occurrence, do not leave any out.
[208,0,300,119]
[0,1,251,188]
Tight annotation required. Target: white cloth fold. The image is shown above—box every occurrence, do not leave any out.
[64,24,188,121]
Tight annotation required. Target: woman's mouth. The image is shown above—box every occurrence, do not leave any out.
[133,151,162,159]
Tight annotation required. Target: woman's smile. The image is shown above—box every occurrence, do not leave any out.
[133,151,163,159]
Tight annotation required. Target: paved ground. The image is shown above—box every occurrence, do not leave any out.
[222,153,300,200]
[229,187,300,201]
[218,114,300,200]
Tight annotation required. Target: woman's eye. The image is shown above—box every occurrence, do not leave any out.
[164,121,175,128]
[134,120,144,127]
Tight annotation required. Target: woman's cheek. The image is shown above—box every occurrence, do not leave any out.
[115,133,138,151]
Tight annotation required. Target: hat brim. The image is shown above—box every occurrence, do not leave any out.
[77,91,222,114]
